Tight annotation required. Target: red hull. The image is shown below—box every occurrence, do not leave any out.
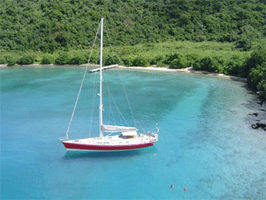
[62,141,153,151]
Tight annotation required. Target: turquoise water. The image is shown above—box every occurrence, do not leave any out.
[1,67,265,199]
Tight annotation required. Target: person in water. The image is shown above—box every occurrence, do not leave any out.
[170,185,174,190]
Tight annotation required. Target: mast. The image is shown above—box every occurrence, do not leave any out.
[99,18,104,137]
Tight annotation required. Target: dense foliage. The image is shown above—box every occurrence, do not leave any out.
[165,53,186,69]
[246,47,266,100]
[192,46,266,100]
[54,52,69,64]
[0,0,265,52]
[41,55,53,64]
[17,55,34,65]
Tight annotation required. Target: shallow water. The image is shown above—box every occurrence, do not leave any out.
[1,67,265,199]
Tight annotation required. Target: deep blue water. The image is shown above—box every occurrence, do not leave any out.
[1,67,265,199]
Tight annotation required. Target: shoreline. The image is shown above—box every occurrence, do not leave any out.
[117,66,247,82]
[0,63,247,82]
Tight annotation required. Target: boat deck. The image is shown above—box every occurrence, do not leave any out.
[63,134,157,146]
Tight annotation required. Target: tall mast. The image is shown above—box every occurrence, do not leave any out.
[99,18,104,137]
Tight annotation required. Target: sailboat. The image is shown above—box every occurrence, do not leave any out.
[61,18,158,151]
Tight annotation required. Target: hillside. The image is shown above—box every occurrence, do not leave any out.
[0,0,265,52]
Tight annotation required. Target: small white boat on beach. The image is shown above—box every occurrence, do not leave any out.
[61,18,158,152]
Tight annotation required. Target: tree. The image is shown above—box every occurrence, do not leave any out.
[104,55,121,65]
[235,37,252,51]
[17,55,34,65]
[41,55,53,64]
[6,56,16,66]
[55,52,69,64]
[248,67,264,89]
[244,46,266,77]
[0,0,265,51]
[132,56,149,67]
[169,56,187,69]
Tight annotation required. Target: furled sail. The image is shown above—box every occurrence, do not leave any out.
[101,125,137,132]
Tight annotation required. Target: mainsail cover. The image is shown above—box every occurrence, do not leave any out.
[101,125,137,132]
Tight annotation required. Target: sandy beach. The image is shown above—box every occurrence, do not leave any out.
[117,66,247,82]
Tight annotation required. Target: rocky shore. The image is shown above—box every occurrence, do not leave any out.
[248,101,266,131]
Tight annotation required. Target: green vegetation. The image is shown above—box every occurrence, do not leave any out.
[1,40,251,66]
[41,55,54,64]
[223,55,244,76]
[165,53,186,69]
[69,54,87,65]
[17,55,34,65]
[193,57,223,73]
[132,56,149,67]
[0,0,265,52]
[55,52,70,65]
[6,56,16,66]
[104,55,121,66]
[246,47,266,100]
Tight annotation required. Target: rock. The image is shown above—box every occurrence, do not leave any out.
[251,122,266,131]
[252,124,259,129]
[249,112,259,117]
[257,101,264,106]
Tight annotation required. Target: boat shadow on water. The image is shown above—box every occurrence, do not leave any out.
[63,147,158,160]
